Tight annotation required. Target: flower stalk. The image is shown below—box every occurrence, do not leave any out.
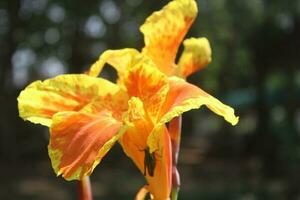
[168,116,182,200]
[78,176,93,200]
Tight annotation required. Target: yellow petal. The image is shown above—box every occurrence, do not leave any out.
[81,89,128,122]
[87,48,144,78]
[18,74,119,126]
[120,97,151,155]
[141,0,198,76]
[178,37,212,77]
[120,98,172,199]
[124,63,169,123]
[159,77,239,126]
[135,185,150,200]
[49,111,127,180]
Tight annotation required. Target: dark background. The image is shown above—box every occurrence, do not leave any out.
[1,0,300,199]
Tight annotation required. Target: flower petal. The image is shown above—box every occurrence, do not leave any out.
[18,74,119,126]
[124,63,169,123]
[135,185,150,200]
[120,98,172,199]
[87,48,143,78]
[140,0,198,76]
[146,126,172,199]
[120,97,151,155]
[121,125,172,199]
[49,111,126,180]
[159,77,239,126]
[178,37,212,77]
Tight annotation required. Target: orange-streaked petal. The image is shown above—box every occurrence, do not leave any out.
[140,0,198,76]
[81,89,128,122]
[120,98,172,199]
[124,64,169,123]
[147,126,172,200]
[49,111,126,180]
[135,185,150,200]
[121,97,152,154]
[18,74,120,126]
[159,77,239,126]
[121,125,172,200]
[88,48,143,78]
[178,37,212,77]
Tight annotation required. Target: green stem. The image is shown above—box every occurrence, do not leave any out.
[169,116,182,200]
[79,176,93,200]
[171,186,180,200]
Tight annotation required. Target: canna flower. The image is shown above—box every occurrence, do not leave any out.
[18,0,239,199]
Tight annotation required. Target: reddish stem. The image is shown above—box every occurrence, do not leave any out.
[168,116,182,189]
[78,176,93,200]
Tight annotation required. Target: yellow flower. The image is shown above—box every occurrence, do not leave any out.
[18,1,239,200]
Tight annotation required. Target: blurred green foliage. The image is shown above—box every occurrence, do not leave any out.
[0,0,299,199]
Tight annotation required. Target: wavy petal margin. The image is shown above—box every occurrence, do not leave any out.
[18,74,119,127]
[159,77,239,126]
[88,48,143,78]
[140,0,198,75]
[49,111,126,180]
[178,37,212,77]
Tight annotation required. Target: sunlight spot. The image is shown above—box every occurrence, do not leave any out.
[44,28,60,44]
[39,57,65,78]
[275,12,294,32]
[19,0,48,18]
[100,0,120,24]
[12,48,36,87]
[84,15,106,38]
[47,4,65,23]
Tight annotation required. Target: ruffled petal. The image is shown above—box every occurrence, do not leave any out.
[87,48,145,78]
[178,37,212,77]
[124,63,169,122]
[49,111,126,180]
[140,0,198,76]
[159,77,239,126]
[18,74,119,126]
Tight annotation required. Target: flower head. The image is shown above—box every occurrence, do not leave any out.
[18,0,239,200]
